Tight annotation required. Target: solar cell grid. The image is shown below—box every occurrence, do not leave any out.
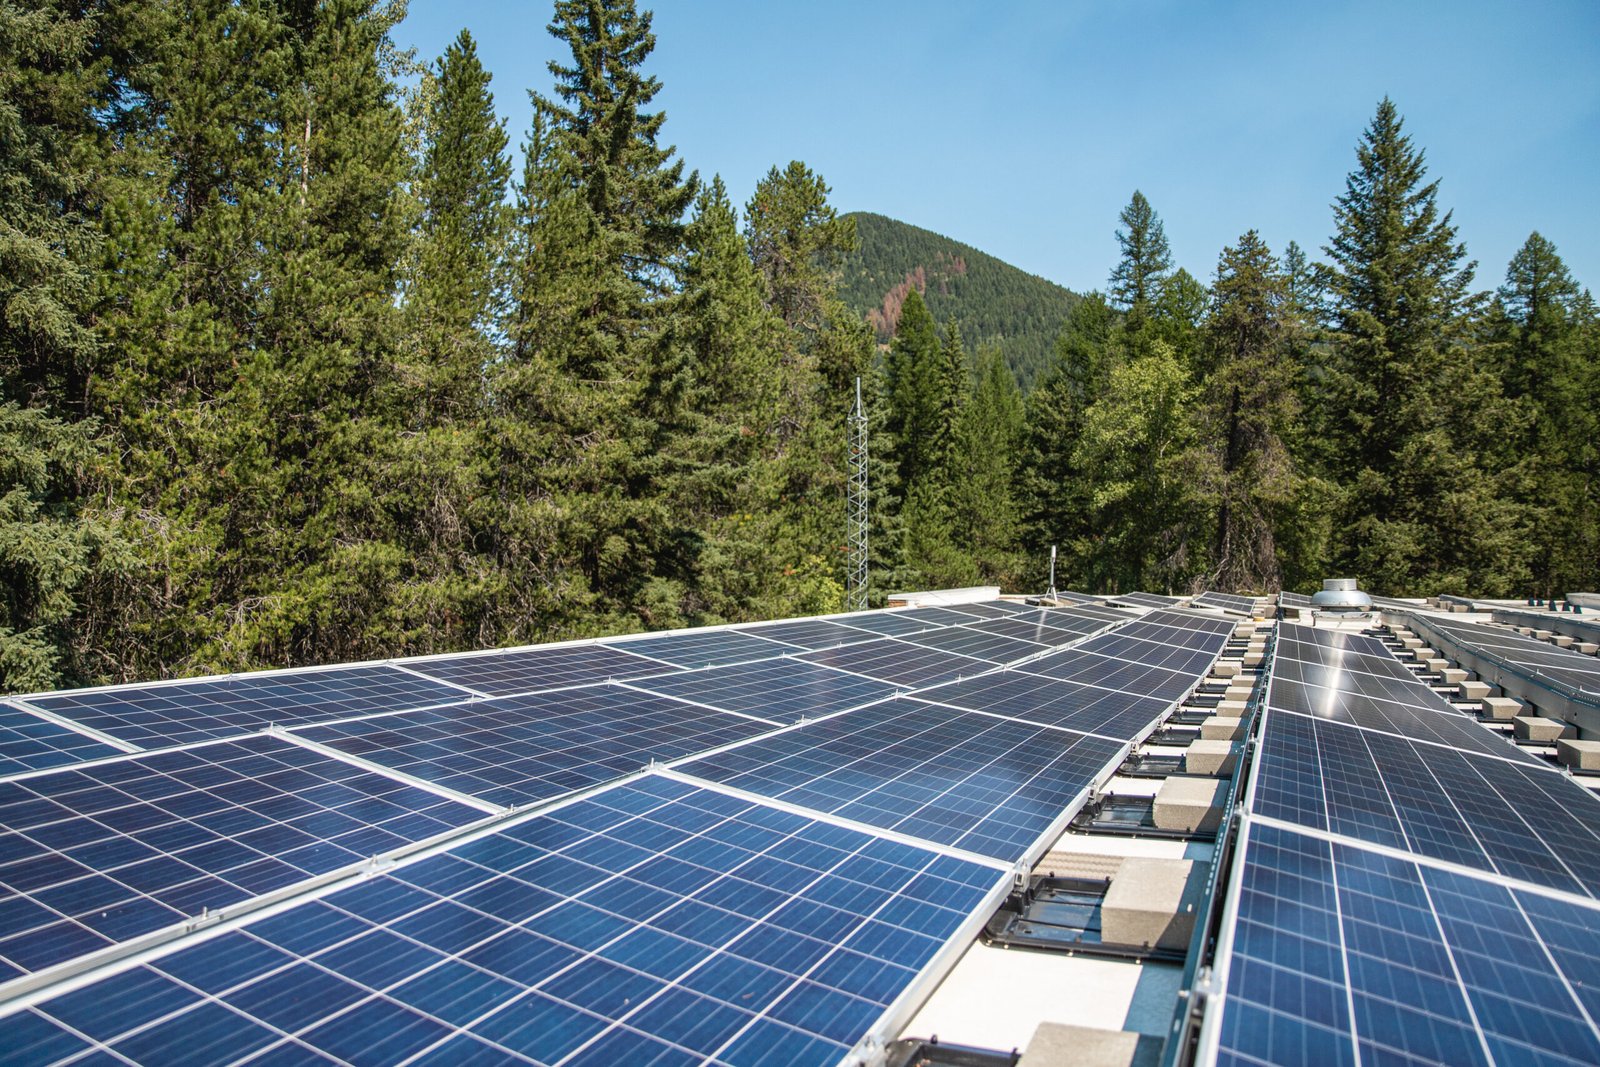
[399,643,675,697]
[893,606,988,627]
[1419,616,1600,693]
[918,672,1169,740]
[23,666,467,751]
[964,616,1088,646]
[0,703,123,777]
[728,618,879,650]
[14,776,1007,1066]
[1251,709,1600,899]
[1217,822,1600,1067]
[676,697,1124,862]
[1074,632,1219,675]
[796,639,989,689]
[896,625,1050,664]
[601,629,800,669]
[623,659,897,723]
[0,735,481,978]
[823,612,944,638]
[1112,592,1183,608]
[295,683,778,809]
[1278,590,1313,607]
[932,602,1020,620]
[1192,591,1260,614]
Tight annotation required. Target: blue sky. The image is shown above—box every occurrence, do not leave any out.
[393,0,1600,295]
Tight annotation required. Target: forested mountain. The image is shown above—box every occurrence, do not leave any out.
[839,213,1081,389]
[2,0,1596,696]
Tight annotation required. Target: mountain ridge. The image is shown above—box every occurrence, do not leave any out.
[838,211,1082,390]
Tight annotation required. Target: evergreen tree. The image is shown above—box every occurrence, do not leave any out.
[951,345,1026,586]
[883,287,944,493]
[1072,343,1206,593]
[1200,232,1326,592]
[1318,98,1524,593]
[0,2,114,690]
[1108,190,1172,330]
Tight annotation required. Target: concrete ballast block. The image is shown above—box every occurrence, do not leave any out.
[1100,857,1204,953]
[1183,739,1237,776]
[1552,634,1575,648]
[1514,716,1575,742]
[1458,680,1499,701]
[1211,661,1241,679]
[1556,739,1600,771]
[1200,716,1246,741]
[1152,776,1229,833]
[1439,668,1469,685]
[1480,696,1525,721]
[1215,699,1248,717]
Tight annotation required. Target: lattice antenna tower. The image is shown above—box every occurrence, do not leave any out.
[846,376,870,612]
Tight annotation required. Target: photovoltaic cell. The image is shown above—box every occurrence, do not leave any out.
[893,607,991,627]
[1279,590,1313,608]
[964,616,1092,647]
[1017,649,1198,701]
[1192,591,1260,614]
[1217,822,1600,1067]
[399,643,675,697]
[0,736,481,978]
[824,612,946,638]
[17,776,1007,1067]
[918,672,1169,740]
[795,639,990,689]
[295,683,777,808]
[1415,615,1600,695]
[937,601,1029,620]
[729,618,880,651]
[0,703,122,777]
[624,659,896,724]
[896,626,1051,664]
[24,666,467,750]
[677,698,1124,861]
[1073,633,1219,676]
[1111,592,1183,608]
[601,630,800,669]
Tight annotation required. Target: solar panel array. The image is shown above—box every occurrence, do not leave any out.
[1277,590,1312,608]
[0,599,1236,1065]
[1406,613,1600,698]
[1206,622,1600,1067]
[1110,591,1185,608]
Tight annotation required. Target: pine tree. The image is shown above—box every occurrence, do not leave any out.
[1318,98,1524,594]
[883,287,944,494]
[0,1,114,690]
[1491,233,1596,593]
[1200,232,1326,592]
[950,345,1026,585]
[1108,190,1172,331]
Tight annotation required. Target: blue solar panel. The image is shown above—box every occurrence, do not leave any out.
[1016,649,1198,700]
[897,625,1050,663]
[919,672,1170,739]
[0,702,123,777]
[601,629,799,668]
[18,776,1006,1065]
[1112,592,1182,608]
[1074,632,1219,675]
[825,612,945,638]
[24,666,467,750]
[1217,822,1600,1067]
[729,618,880,650]
[1253,709,1600,901]
[400,643,675,697]
[796,639,990,689]
[0,736,482,978]
[964,616,1093,646]
[938,601,1028,619]
[295,683,777,808]
[1192,591,1259,614]
[677,698,1124,861]
[623,659,896,724]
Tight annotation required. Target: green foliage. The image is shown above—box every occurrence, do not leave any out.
[1109,190,1173,330]
[839,212,1081,390]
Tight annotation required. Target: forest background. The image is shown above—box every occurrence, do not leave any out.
[3,0,1597,694]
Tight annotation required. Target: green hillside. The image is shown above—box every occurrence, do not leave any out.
[839,212,1081,390]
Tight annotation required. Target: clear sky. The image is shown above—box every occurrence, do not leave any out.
[393,0,1600,296]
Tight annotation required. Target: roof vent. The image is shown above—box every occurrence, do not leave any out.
[1311,578,1373,613]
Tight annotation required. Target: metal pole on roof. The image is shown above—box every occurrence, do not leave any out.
[1047,544,1059,603]
[846,377,870,614]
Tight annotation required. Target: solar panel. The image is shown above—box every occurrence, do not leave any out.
[1041,591,1105,606]
[795,639,990,689]
[1191,591,1260,614]
[622,659,896,723]
[399,643,675,697]
[896,625,1051,664]
[919,672,1169,739]
[825,612,946,638]
[965,616,1095,646]
[936,601,1030,619]
[676,698,1124,861]
[1215,822,1600,1067]
[1137,608,1239,636]
[0,736,482,977]
[1111,592,1183,608]
[893,606,991,626]
[22,666,467,750]
[728,617,880,650]
[294,683,777,808]
[16,776,1007,1066]
[1066,632,1220,676]
[0,702,123,777]
[1015,649,1197,702]
[1278,590,1313,607]
[600,629,799,669]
